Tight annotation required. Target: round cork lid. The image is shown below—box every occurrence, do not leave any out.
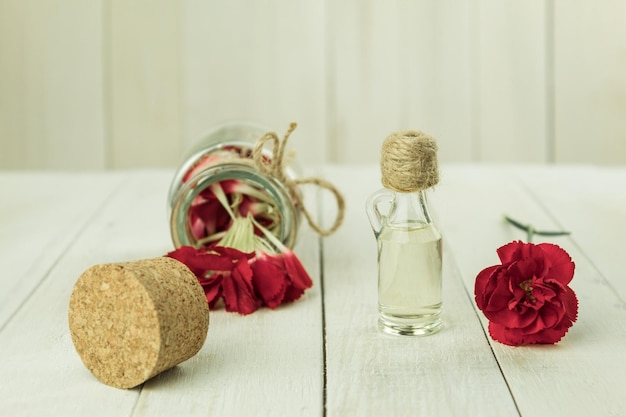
[68,257,209,389]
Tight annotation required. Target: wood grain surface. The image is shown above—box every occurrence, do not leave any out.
[1,166,625,416]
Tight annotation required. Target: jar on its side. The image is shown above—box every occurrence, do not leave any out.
[168,122,301,250]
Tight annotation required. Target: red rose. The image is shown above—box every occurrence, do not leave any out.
[474,241,578,346]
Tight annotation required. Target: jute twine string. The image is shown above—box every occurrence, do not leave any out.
[380,130,439,192]
[253,123,345,237]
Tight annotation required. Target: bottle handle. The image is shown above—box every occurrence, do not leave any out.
[365,189,395,236]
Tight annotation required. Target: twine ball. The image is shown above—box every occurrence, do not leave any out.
[68,257,209,389]
[380,130,439,192]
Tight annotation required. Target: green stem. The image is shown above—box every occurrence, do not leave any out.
[504,215,570,243]
[218,216,257,252]
[232,182,276,204]
[250,215,285,252]
[196,231,227,247]
[210,182,236,219]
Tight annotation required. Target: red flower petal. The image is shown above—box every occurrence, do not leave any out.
[167,245,262,315]
[474,265,499,310]
[219,179,245,194]
[166,246,232,276]
[484,270,513,313]
[282,248,313,290]
[212,245,255,262]
[492,305,538,329]
[283,285,307,304]
[166,214,314,314]
[538,243,575,285]
[496,241,524,263]
[281,248,313,303]
[562,286,579,322]
[489,320,572,346]
[251,253,288,308]
[197,273,224,307]
[222,263,258,315]
[190,199,232,240]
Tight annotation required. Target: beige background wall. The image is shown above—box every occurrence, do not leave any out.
[1,0,625,170]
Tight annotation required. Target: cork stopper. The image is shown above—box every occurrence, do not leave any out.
[68,257,209,389]
[380,130,439,192]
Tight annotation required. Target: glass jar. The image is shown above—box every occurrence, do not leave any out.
[168,122,301,250]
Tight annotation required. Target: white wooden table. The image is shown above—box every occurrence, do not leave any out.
[1,165,625,417]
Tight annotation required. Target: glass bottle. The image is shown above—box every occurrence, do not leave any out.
[365,131,443,336]
[167,122,301,249]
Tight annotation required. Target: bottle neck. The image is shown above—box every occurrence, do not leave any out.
[387,190,433,228]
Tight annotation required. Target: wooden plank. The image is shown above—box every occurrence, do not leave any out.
[0,171,323,416]
[471,0,548,163]
[321,166,518,417]
[327,1,473,164]
[134,190,324,417]
[0,172,173,416]
[0,0,106,169]
[432,165,626,417]
[0,172,125,327]
[401,1,473,163]
[2,166,625,416]
[181,0,327,165]
[106,0,183,168]
[326,0,402,164]
[553,0,626,164]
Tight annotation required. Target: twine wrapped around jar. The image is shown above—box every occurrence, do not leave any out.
[380,130,439,193]
[252,123,345,237]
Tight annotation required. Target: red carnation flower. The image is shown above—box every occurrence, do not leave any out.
[167,243,313,315]
[474,241,578,346]
[167,245,259,314]
[251,249,312,307]
[166,182,312,315]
